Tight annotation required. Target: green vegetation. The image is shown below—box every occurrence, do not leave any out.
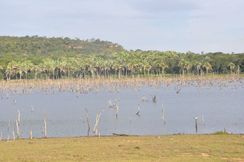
[0,36,243,80]
[0,135,243,162]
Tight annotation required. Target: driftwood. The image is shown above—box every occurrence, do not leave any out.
[112,133,129,136]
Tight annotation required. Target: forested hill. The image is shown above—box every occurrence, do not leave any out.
[0,36,124,56]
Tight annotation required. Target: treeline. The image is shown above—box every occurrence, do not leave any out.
[0,50,243,80]
[0,36,243,80]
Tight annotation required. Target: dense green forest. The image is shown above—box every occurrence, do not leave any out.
[0,36,243,80]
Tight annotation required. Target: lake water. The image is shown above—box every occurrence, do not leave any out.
[0,79,244,138]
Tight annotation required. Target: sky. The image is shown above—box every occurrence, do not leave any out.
[0,0,244,53]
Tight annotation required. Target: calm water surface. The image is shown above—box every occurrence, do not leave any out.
[0,80,243,138]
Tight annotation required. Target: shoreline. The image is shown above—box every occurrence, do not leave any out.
[1,131,243,142]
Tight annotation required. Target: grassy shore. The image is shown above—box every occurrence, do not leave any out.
[0,135,243,162]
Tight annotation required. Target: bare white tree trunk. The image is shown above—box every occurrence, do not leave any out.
[195,117,198,134]
[237,65,240,75]
[29,130,33,139]
[43,118,47,138]
[0,131,2,141]
[115,104,119,119]
[161,104,166,125]
[7,120,10,141]
[15,110,21,139]
[12,130,16,141]
[15,120,20,138]
[93,112,101,136]
[17,110,21,122]
[85,109,91,136]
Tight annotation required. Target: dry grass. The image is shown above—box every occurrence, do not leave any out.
[0,134,244,162]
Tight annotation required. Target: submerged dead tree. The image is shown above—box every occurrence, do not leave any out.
[29,105,34,139]
[7,120,10,141]
[136,104,140,117]
[93,112,102,136]
[115,104,119,119]
[12,130,16,141]
[108,99,120,119]
[194,116,198,134]
[29,130,33,139]
[15,110,21,139]
[84,108,91,136]
[152,95,157,103]
[161,104,166,125]
[43,117,47,138]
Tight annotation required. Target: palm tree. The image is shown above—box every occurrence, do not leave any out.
[153,57,168,75]
[85,56,97,78]
[32,64,41,79]
[43,58,56,79]
[202,62,212,75]
[15,61,24,80]
[38,61,49,79]
[195,62,203,75]
[0,65,4,77]
[143,62,151,76]
[160,62,168,75]
[0,65,5,80]
[118,51,131,76]
[179,59,191,75]
[112,60,121,78]
[21,60,34,79]
[237,65,240,75]
[6,61,19,80]
[54,58,64,79]
[64,57,78,78]
[228,62,236,74]
[76,58,87,78]
[113,54,125,78]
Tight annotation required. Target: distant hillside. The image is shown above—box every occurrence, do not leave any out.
[0,36,124,56]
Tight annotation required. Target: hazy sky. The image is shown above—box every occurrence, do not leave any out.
[0,0,243,53]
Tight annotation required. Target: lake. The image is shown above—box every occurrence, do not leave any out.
[0,78,244,139]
